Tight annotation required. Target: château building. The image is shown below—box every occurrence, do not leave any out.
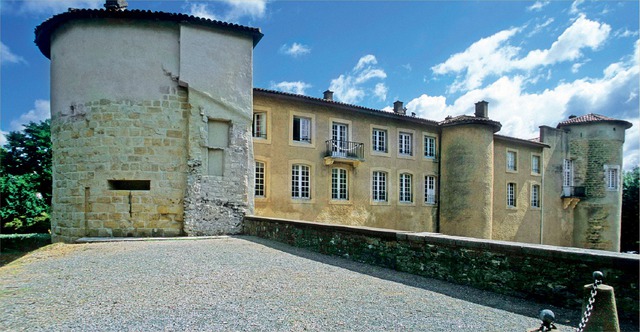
[35,2,632,251]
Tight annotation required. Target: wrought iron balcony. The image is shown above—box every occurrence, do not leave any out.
[324,140,364,166]
[562,186,586,198]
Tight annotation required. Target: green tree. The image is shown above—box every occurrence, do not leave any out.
[1,120,52,233]
[621,166,639,253]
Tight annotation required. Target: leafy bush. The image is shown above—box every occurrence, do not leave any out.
[0,233,51,252]
[0,173,51,233]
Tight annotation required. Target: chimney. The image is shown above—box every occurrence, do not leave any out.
[104,0,128,11]
[475,100,488,118]
[393,100,406,115]
[323,90,334,101]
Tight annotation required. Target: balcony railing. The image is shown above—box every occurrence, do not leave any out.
[325,140,364,161]
[562,186,586,198]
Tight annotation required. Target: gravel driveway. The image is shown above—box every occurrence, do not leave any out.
[0,236,592,331]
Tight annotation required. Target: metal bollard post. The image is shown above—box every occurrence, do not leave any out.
[579,271,620,332]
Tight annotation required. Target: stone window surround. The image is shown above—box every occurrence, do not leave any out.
[531,153,541,176]
[530,183,541,208]
[252,105,272,144]
[289,160,315,203]
[423,134,437,160]
[254,158,269,200]
[289,111,316,148]
[506,149,518,173]
[330,167,350,203]
[604,164,620,191]
[397,129,415,159]
[370,167,391,205]
[424,174,437,205]
[398,171,414,205]
[507,182,517,208]
[370,124,390,156]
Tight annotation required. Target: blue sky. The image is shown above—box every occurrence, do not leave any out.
[1,0,638,168]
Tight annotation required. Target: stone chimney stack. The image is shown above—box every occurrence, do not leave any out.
[104,0,128,11]
[393,100,406,115]
[323,90,334,101]
[475,100,488,118]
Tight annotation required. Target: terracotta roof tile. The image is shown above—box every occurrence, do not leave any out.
[557,113,632,128]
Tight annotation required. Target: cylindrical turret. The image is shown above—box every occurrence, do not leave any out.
[439,106,501,239]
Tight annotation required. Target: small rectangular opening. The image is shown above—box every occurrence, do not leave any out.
[108,180,151,191]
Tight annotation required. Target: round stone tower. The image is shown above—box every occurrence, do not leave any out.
[557,114,632,251]
[439,101,501,239]
[35,5,262,242]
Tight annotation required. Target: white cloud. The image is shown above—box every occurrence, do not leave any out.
[280,43,311,57]
[1,100,51,146]
[528,17,554,37]
[329,55,387,104]
[405,94,448,121]
[527,1,550,11]
[570,0,585,14]
[432,15,611,93]
[623,117,639,170]
[1,42,26,65]
[373,83,388,101]
[15,0,102,14]
[615,29,639,39]
[187,3,218,21]
[186,0,267,23]
[270,81,312,95]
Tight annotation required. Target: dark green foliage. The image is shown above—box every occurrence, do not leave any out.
[0,233,51,253]
[1,120,52,233]
[621,166,639,253]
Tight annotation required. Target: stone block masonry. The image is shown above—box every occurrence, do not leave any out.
[244,216,639,322]
[51,87,189,242]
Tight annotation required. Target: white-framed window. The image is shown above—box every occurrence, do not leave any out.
[531,184,540,208]
[291,164,310,199]
[399,132,413,156]
[531,154,541,175]
[425,175,436,204]
[507,182,516,208]
[372,171,387,202]
[507,150,517,171]
[252,112,267,139]
[399,173,413,203]
[372,128,387,153]
[255,161,266,197]
[605,165,620,191]
[563,159,573,187]
[424,136,436,158]
[331,168,348,200]
[292,116,312,143]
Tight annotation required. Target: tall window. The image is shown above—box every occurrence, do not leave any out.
[293,116,311,143]
[399,173,413,203]
[563,159,573,187]
[372,128,387,152]
[507,183,516,207]
[606,166,619,191]
[399,132,413,156]
[425,175,436,204]
[291,164,310,199]
[531,184,540,208]
[507,151,517,171]
[372,171,387,202]
[331,168,348,200]
[255,161,265,197]
[532,155,541,175]
[424,136,436,158]
[252,113,266,139]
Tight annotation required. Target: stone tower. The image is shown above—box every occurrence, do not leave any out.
[35,6,262,242]
[438,102,501,239]
[556,114,632,251]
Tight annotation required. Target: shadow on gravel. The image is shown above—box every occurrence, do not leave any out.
[238,235,585,329]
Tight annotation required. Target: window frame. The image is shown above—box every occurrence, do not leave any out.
[531,183,540,208]
[371,169,390,205]
[507,182,517,208]
[398,172,414,204]
[397,129,415,159]
[254,160,266,198]
[604,165,620,191]
[371,126,389,155]
[424,175,437,205]
[531,153,541,176]
[291,163,311,200]
[252,106,272,144]
[289,111,316,148]
[331,167,349,201]
[506,149,518,172]
[423,135,436,159]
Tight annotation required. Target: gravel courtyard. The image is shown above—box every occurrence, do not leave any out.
[0,236,586,331]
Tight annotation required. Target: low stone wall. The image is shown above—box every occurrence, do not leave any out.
[243,216,639,321]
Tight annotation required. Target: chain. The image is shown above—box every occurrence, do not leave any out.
[575,275,603,332]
